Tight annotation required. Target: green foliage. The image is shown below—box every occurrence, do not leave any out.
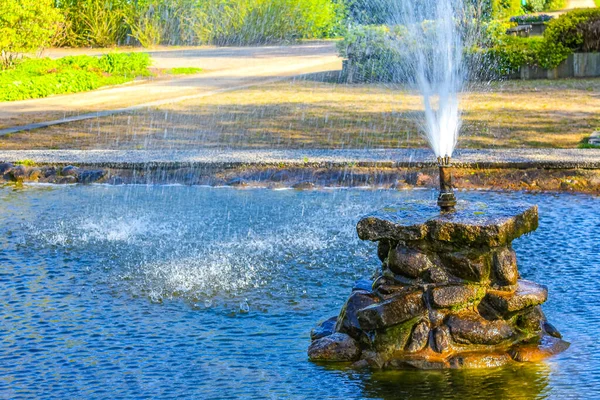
[524,0,546,13]
[166,67,203,74]
[492,0,523,18]
[191,0,343,45]
[337,25,404,82]
[56,0,344,48]
[0,53,151,101]
[544,8,600,52]
[543,0,566,11]
[57,0,131,47]
[0,0,63,68]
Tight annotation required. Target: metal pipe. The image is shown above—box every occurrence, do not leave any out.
[437,156,457,212]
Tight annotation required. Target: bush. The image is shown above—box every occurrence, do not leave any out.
[0,0,63,68]
[492,0,523,18]
[0,53,151,101]
[544,8,600,52]
[57,0,131,47]
[191,0,343,45]
[543,0,566,11]
[337,25,406,82]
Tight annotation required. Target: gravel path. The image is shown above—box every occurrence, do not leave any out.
[0,148,598,169]
[0,42,341,135]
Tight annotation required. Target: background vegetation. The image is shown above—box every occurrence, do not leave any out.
[340,7,600,82]
[0,53,150,101]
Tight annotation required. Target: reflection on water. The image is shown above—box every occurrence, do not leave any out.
[0,185,598,399]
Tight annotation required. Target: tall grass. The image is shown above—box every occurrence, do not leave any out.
[55,0,343,48]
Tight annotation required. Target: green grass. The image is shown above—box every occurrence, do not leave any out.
[578,143,600,148]
[166,67,203,75]
[0,53,151,102]
[14,159,36,166]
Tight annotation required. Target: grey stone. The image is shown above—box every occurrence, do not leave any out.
[516,306,546,333]
[407,321,430,352]
[61,165,79,177]
[433,326,451,353]
[357,202,538,248]
[447,312,515,345]
[483,280,548,316]
[357,290,425,330]
[440,251,492,282]
[308,333,361,362]
[543,321,562,339]
[310,316,337,340]
[0,163,13,175]
[27,168,42,181]
[431,285,485,309]
[78,169,106,183]
[388,247,432,278]
[335,291,379,337]
[10,165,27,180]
[226,178,247,187]
[493,247,519,286]
[377,240,391,263]
[292,181,315,190]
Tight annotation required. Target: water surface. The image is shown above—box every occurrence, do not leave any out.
[0,186,598,399]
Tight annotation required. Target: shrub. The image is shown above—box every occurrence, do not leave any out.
[337,25,405,82]
[544,8,600,52]
[0,0,63,68]
[57,0,134,47]
[0,53,151,101]
[191,0,342,45]
[543,0,566,11]
[491,0,523,18]
[524,0,546,13]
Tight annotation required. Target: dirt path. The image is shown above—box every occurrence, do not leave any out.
[565,0,596,9]
[0,42,341,133]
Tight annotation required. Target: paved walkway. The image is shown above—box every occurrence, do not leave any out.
[0,149,598,169]
[0,42,341,134]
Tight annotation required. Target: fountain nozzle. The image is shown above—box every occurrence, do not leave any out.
[437,156,456,212]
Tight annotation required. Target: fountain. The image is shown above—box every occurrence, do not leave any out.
[307,0,569,369]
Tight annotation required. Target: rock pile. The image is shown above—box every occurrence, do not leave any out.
[308,201,569,369]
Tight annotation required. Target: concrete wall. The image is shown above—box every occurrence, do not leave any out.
[519,53,600,79]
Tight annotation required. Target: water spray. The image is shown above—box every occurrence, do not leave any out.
[437,155,456,212]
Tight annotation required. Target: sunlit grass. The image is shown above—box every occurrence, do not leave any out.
[0,78,598,150]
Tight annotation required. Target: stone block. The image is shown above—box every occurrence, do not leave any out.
[406,321,430,353]
[357,290,425,330]
[492,247,519,286]
[388,246,432,278]
[308,333,361,362]
[447,312,515,345]
[431,285,485,309]
[335,291,379,337]
[484,280,548,316]
[357,202,538,248]
[440,251,492,282]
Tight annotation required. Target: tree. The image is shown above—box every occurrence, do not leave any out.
[0,0,63,68]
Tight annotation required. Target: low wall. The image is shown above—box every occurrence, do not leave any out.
[519,53,600,79]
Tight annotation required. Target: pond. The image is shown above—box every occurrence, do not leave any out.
[0,185,598,399]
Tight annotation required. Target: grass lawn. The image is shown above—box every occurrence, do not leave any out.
[0,53,152,102]
[0,77,598,150]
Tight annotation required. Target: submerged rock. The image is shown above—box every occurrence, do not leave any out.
[310,316,337,341]
[308,333,361,362]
